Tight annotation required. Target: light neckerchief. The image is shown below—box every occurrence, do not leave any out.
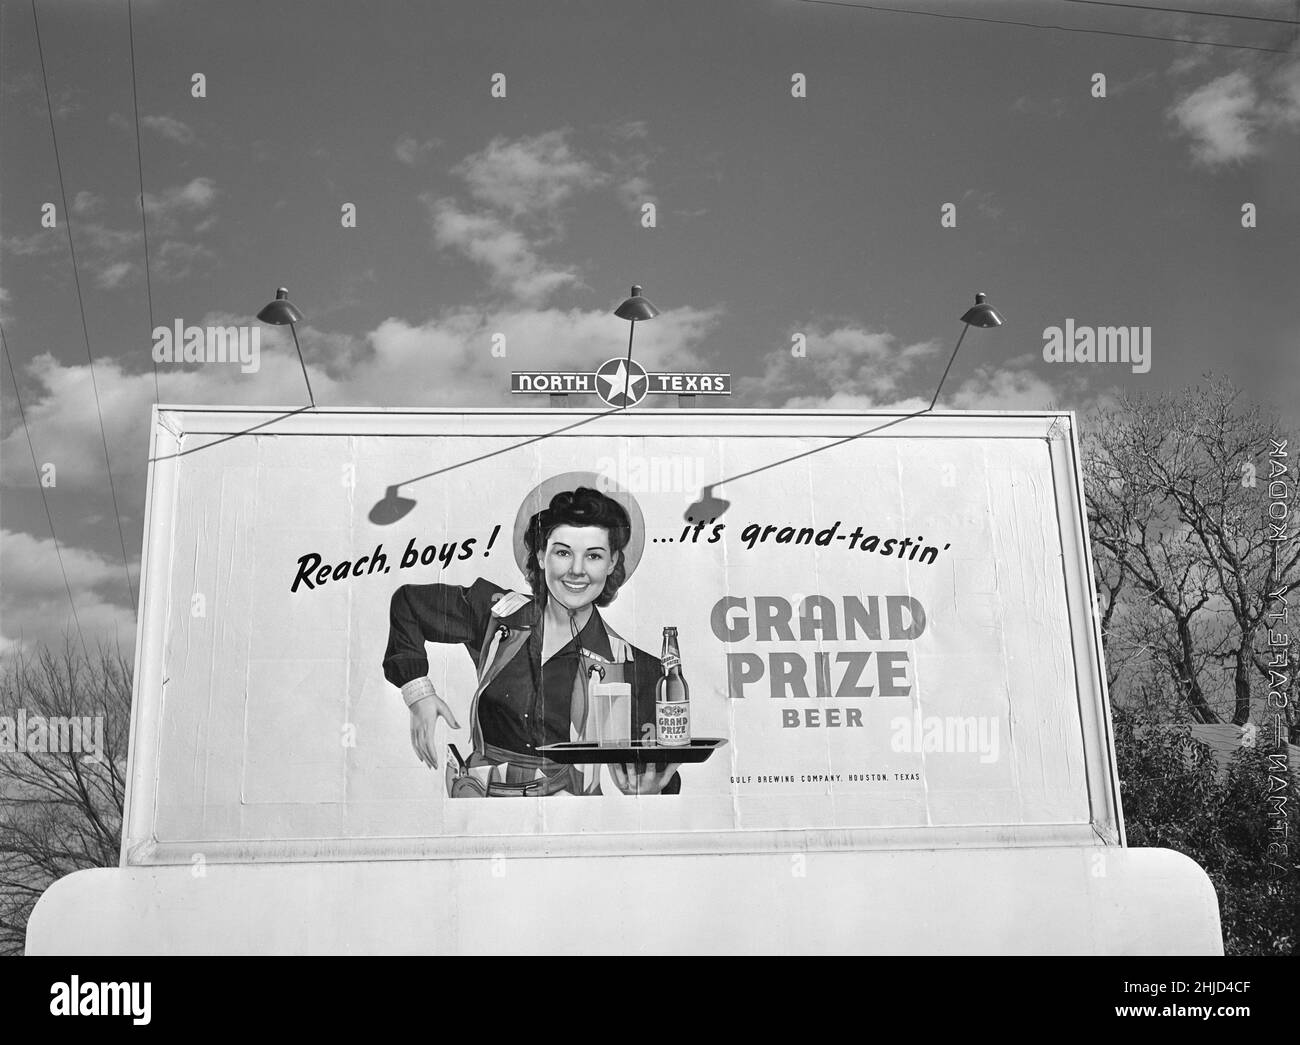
[568,611,588,736]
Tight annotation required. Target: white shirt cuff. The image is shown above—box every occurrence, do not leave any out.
[401,677,438,709]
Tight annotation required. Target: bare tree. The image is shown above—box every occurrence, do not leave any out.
[1084,376,1300,735]
[1140,380,1299,726]
[1086,406,1224,722]
[0,640,131,955]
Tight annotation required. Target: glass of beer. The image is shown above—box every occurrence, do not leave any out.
[588,681,632,747]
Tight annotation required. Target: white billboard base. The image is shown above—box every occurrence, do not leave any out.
[28,846,1220,955]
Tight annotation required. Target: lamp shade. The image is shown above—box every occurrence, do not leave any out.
[960,292,1003,328]
[257,287,305,325]
[614,285,660,322]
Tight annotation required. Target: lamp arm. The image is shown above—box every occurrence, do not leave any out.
[289,322,316,408]
[621,320,636,409]
[929,322,969,411]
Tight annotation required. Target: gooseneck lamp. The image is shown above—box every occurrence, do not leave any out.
[257,286,315,408]
[931,292,1004,409]
[612,284,659,408]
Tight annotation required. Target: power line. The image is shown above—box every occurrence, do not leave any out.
[1,324,93,666]
[795,0,1295,54]
[31,0,137,615]
[126,0,159,405]
[1061,0,1300,26]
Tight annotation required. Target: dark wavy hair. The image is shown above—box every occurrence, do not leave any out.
[524,486,632,608]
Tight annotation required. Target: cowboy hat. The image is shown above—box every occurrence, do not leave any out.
[512,471,645,579]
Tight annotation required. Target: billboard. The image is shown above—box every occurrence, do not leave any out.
[121,407,1121,865]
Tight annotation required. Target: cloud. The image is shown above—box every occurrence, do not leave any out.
[5,218,211,290]
[1,231,59,257]
[0,528,137,656]
[1263,60,1300,129]
[1168,62,1300,168]
[2,174,217,290]
[0,352,156,497]
[154,240,216,281]
[94,261,135,289]
[617,174,654,210]
[602,125,657,211]
[454,130,607,219]
[143,177,218,227]
[1169,71,1260,167]
[427,197,581,303]
[72,190,103,216]
[79,222,139,254]
[1168,48,1217,79]
[426,130,658,303]
[1,221,144,290]
[735,324,1111,416]
[80,223,142,289]
[737,325,941,408]
[394,135,439,164]
[3,179,219,289]
[8,71,77,119]
[601,121,658,207]
[4,219,140,262]
[141,114,196,145]
[949,364,1069,411]
[1159,14,1233,78]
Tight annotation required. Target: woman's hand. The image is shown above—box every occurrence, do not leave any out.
[610,761,681,795]
[409,695,461,769]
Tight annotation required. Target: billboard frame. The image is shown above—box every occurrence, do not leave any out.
[122,406,1124,866]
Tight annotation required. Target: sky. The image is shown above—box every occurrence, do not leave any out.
[1,0,1298,655]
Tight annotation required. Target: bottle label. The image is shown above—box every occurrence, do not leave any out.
[662,652,680,672]
[656,701,690,746]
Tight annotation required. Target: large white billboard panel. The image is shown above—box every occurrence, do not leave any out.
[122,408,1119,864]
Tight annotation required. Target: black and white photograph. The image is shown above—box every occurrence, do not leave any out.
[0,0,1296,1004]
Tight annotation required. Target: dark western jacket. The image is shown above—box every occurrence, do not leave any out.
[384,577,680,791]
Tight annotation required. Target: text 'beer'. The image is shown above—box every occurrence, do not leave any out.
[656,626,691,746]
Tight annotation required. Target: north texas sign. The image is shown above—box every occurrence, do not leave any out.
[512,358,732,407]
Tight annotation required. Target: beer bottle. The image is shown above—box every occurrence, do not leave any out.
[655,627,691,747]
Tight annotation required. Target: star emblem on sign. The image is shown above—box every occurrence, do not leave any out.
[595,357,649,408]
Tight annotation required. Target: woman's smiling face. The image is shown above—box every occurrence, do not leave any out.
[538,524,617,612]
